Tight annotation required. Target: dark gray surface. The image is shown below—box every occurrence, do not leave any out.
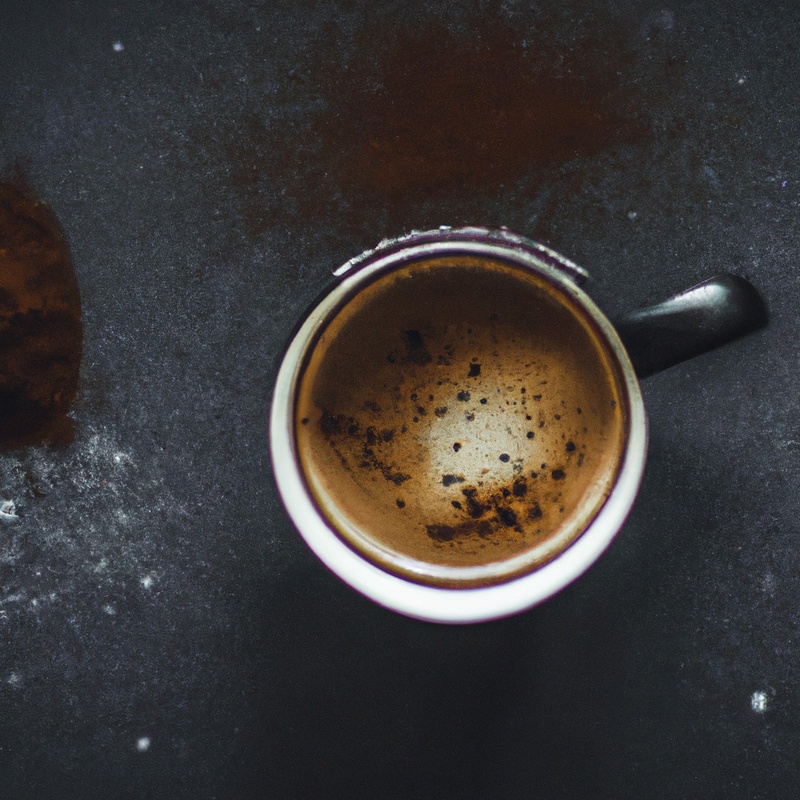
[0,1,796,798]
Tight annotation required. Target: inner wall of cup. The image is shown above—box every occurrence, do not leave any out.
[294,254,629,587]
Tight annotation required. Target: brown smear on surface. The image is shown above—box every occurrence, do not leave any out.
[218,18,650,237]
[0,180,82,450]
[327,26,635,198]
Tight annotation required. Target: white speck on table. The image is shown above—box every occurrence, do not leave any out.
[751,690,769,713]
[0,500,19,521]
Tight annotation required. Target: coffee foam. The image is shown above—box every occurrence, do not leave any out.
[295,255,628,587]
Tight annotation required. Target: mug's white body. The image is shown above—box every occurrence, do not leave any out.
[270,228,647,623]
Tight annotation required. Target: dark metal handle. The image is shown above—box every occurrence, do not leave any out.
[614,274,768,379]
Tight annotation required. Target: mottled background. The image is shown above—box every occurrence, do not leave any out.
[0,1,797,798]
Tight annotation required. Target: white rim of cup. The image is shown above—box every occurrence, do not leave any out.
[269,230,648,624]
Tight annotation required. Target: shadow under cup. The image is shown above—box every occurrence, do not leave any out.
[294,254,631,588]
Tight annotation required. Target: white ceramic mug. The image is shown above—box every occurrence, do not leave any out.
[270,227,766,623]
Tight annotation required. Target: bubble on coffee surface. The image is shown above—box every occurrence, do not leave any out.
[295,256,627,587]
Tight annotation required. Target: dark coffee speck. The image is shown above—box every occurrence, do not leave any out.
[497,507,517,527]
[426,524,456,542]
[404,330,432,364]
[405,330,423,349]
[462,488,486,518]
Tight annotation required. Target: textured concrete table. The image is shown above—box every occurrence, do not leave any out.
[0,1,795,798]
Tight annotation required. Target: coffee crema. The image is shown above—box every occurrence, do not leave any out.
[294,255,628,587]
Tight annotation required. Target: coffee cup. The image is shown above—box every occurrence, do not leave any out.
[270,227,767,623]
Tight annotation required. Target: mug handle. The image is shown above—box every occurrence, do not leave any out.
[614,274,768,378]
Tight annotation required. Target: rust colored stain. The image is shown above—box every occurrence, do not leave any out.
[214,18,649,237]
[0,180,82,450]
[323,26,636,198]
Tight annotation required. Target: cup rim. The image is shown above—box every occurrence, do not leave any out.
[270,228,647,623]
